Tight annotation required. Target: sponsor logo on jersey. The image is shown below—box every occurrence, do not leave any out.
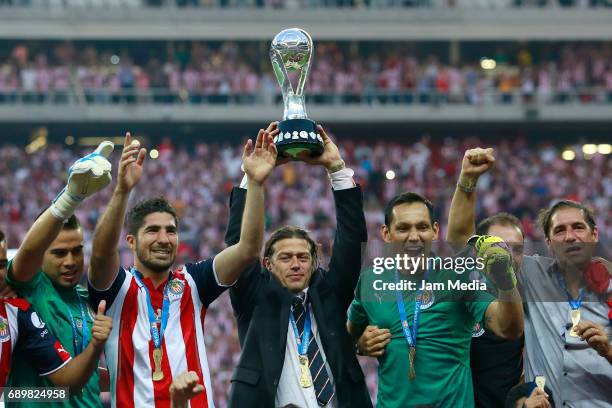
[54,340,71,361]
[31,311,45,329]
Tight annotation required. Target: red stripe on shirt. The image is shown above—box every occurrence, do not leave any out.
[116,279,139,408]
[180,279,208,408]
[6,298,30,311]
[0,301,12,387]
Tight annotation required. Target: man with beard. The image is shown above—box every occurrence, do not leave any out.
[446,150,612,407]
[347,187,524,407]
[87,130,276,407]
[5,143,115,407]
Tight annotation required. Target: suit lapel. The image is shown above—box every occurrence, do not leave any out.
[266,274,292,357]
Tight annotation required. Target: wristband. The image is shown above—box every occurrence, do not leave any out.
[457,179,477,193]
[50,188,83,221]
[326,160,346,174]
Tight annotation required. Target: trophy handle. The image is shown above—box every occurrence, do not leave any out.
[270,48,294,102]
[294,29,313,98]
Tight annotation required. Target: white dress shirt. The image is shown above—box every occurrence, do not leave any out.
[275,290,338,408]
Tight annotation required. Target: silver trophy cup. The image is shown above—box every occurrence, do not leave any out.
[270,28,323,158]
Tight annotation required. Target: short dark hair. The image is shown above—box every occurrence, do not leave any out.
[264,226,319,268]
[62,214,81,231]
[127,197,179,236]
[384,192,435,227]
[537,200,596,239]
[476,212,524,237]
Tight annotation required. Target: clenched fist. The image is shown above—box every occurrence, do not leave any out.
[170,371,205,408]
[458,147,495,189]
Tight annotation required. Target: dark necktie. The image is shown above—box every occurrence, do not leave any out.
[291,294,334,406]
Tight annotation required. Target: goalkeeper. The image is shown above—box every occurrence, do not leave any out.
[348,186,524,407]
[5,142,114,408]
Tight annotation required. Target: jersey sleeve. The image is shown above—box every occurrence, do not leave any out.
[5,259,43,298]
[348,274,370,327]
[15,304,72,377]
[464,279,495,324]
[185,257,228,308]
[88,266,127,311]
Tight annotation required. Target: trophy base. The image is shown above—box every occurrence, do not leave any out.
[275,119,324,158]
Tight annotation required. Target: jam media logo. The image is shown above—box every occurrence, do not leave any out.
[417,289,435,310]
[472,322,485,338]
[0,316,10,343]
[168,279,185,300]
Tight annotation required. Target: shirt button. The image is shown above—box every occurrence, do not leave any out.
[564,372,568,376]
[273,379,278,386]
[563,402,567,406]
[564,345,569,350]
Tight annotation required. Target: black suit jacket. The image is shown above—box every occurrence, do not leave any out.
[224,186,372,408]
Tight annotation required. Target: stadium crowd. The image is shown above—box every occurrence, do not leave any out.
[0,134,609,405]
[1,42,612,105]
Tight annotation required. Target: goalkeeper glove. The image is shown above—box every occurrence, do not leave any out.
[469,234,517,291]
[50,141,114,220]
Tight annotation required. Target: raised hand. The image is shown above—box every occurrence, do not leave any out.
[50,141,114,220]
[469,235,517,291]
[170,371,205,408]
[91,300,113,351]
[243,128,278,185]
[459,147,495,188]
[297,125,344,172]
[117,132,146,193]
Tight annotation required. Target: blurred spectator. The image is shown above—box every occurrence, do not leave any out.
[2,42,612,106]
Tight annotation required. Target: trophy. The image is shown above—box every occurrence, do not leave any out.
[270,28,324,158]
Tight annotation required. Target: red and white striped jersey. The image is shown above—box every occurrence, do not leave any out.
[0,298,72,387]
[89,258,227,408]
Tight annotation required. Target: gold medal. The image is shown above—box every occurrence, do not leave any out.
[152,347,164,381]
[535,375,546,392]
[298,355,312,388]
[569,309,581,337]
[409,346,416,380]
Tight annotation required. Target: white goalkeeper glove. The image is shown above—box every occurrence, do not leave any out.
[50,141,114,221]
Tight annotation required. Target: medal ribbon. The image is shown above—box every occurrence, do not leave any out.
[132,268,171,350]
[67,290,89,354]
[555,272,585,310]
[289,303,311,356]
[394,269,428,348]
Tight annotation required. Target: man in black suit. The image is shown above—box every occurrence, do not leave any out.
[224,122,372,408]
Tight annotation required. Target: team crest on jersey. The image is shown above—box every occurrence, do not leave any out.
[417,289,435,310]
[472,322,485,338]
[168,279,185,300]
[0,316,10,343]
